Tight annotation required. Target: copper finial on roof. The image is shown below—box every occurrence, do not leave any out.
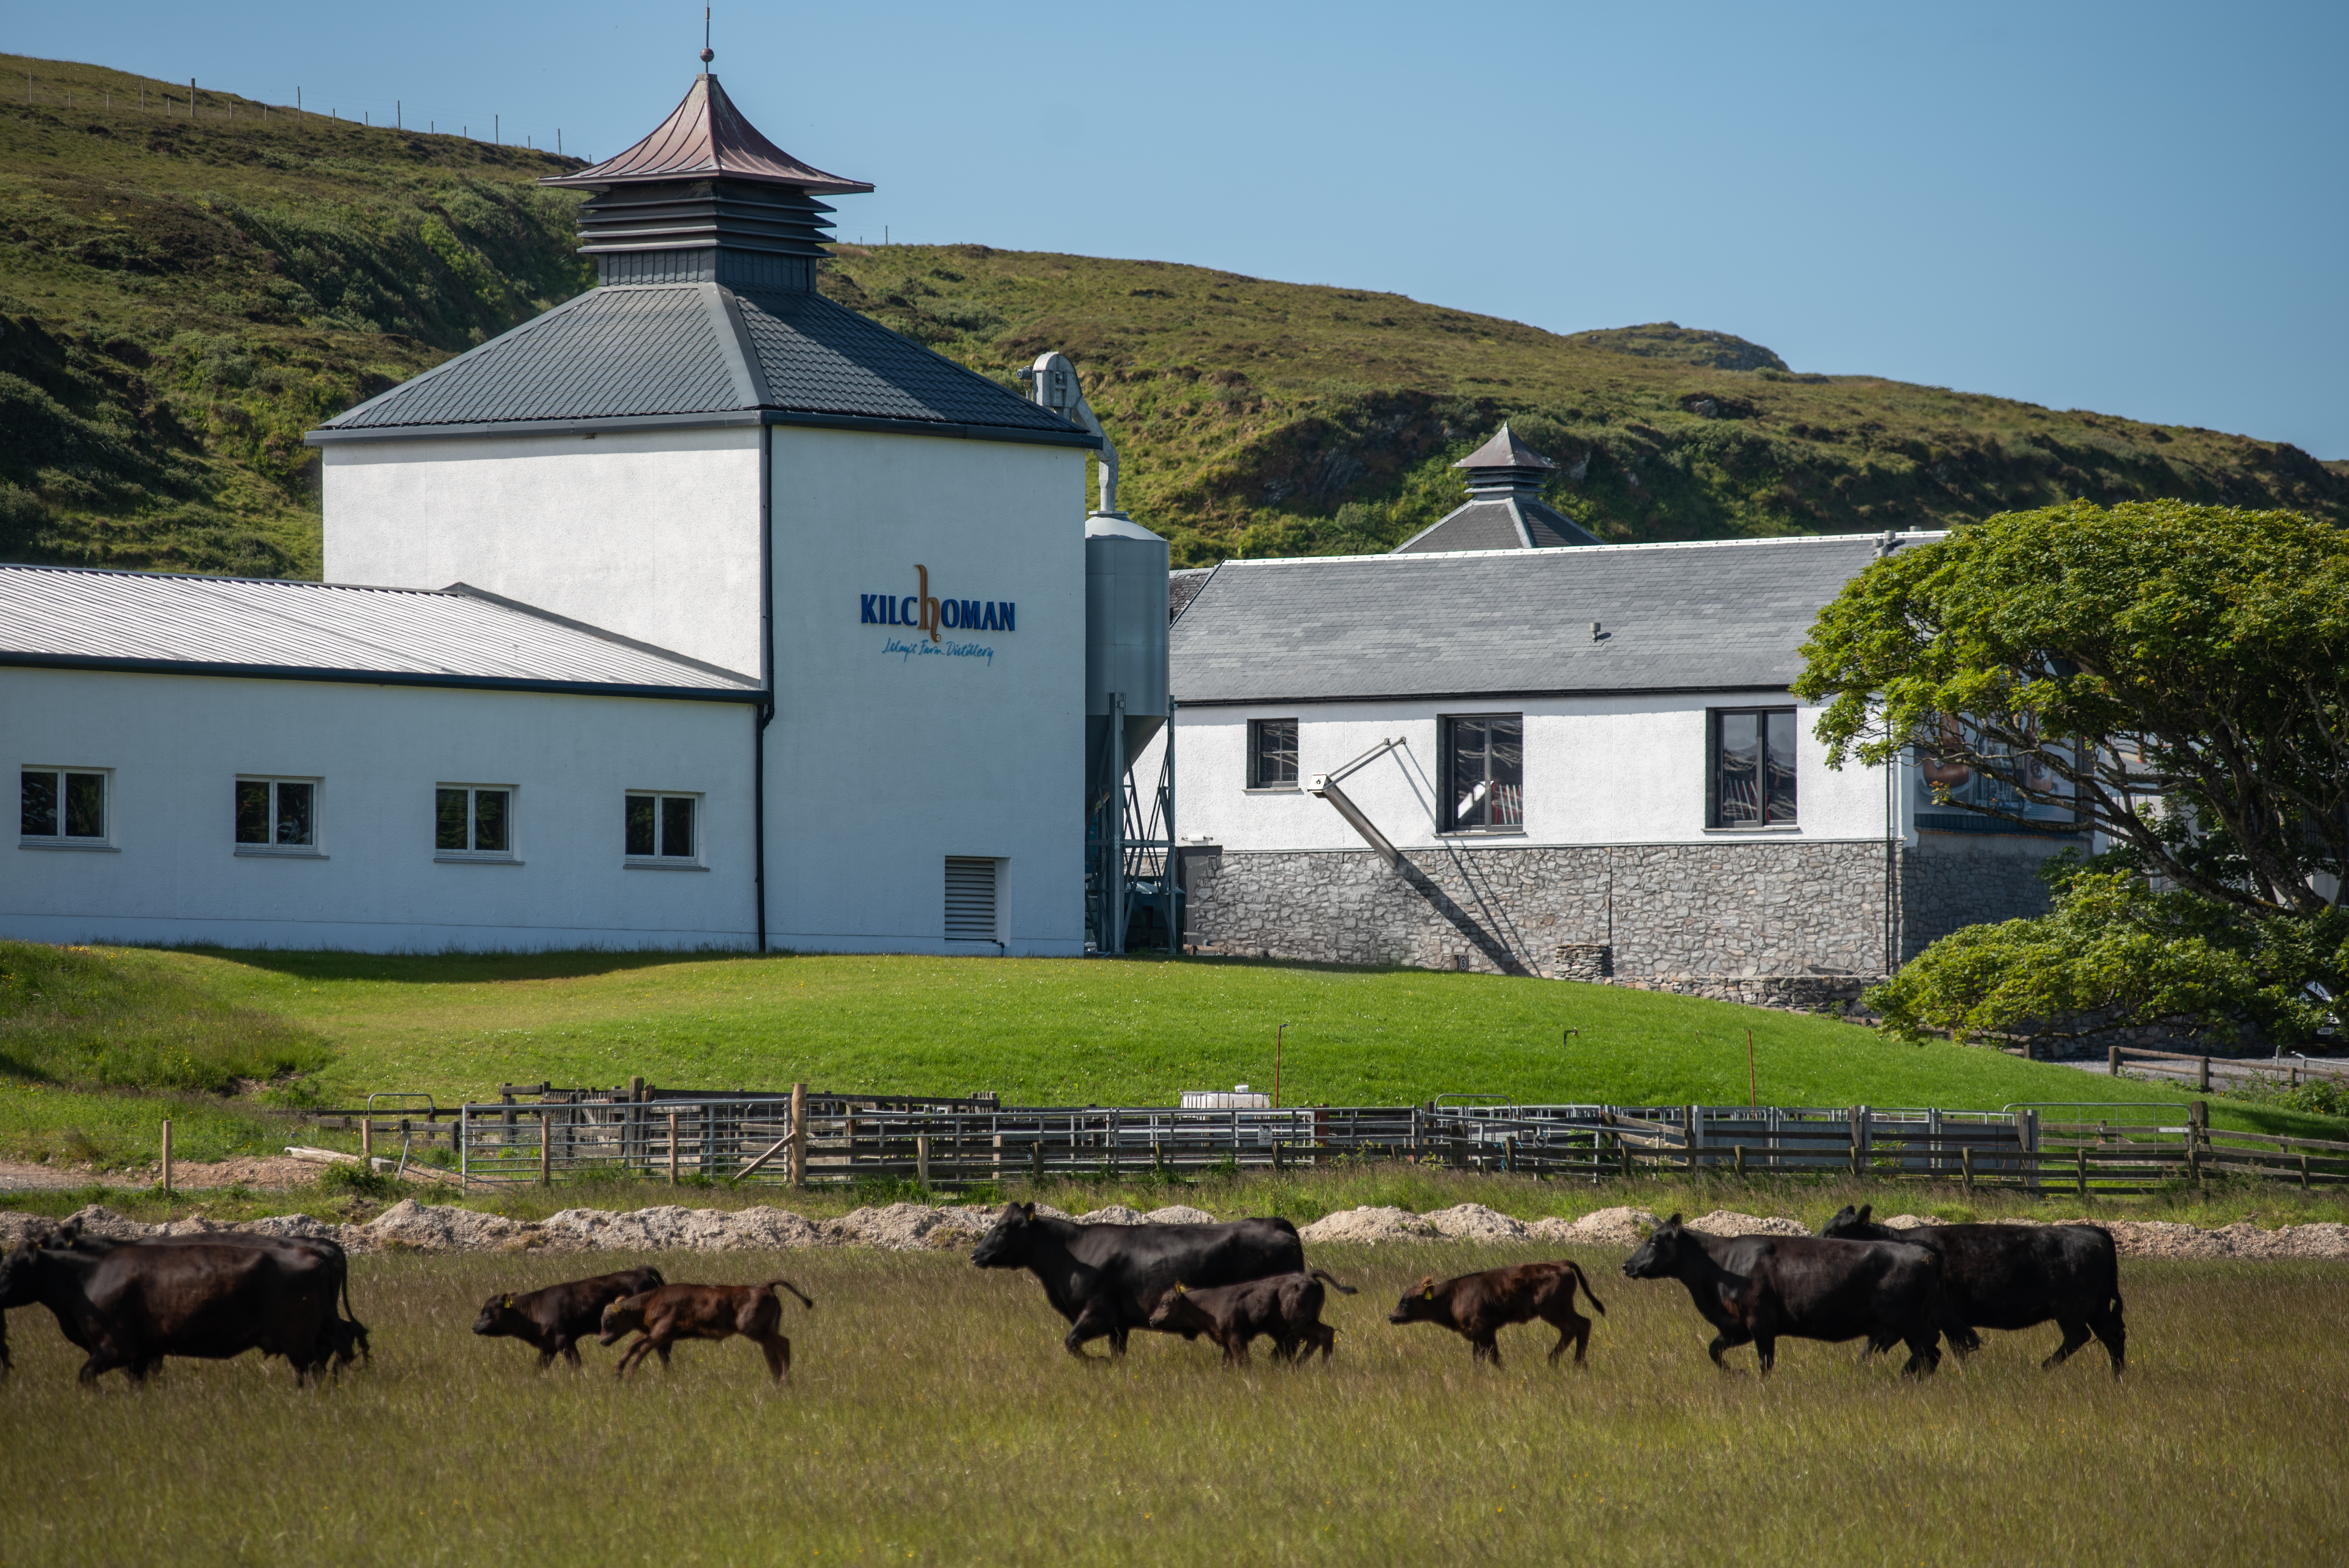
[541,71,872,195]
[700,5,714,67]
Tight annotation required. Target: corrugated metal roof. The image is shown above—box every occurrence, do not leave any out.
[542,73,872,196]
[1171,533,1941,704]
[0,566,762,697]
[311,283,1085,444]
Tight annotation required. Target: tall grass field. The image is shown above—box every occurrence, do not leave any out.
[1,1244,2340,1566]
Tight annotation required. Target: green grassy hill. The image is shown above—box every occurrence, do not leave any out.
[4,943,2339,1169]
[5,52,2344,576]
[0,54,588,575]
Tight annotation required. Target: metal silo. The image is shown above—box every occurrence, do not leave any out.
[1020,350,1176,955]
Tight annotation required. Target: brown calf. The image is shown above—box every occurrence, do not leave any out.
[1146,1269,1357,1367]
[599,1279,814,1383]
[1388,1259,1606,1368]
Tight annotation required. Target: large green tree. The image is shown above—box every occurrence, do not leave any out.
[1794,501,2349,1045]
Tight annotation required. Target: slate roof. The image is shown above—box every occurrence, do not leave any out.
[1171,533,1941,704]
[1393,497,1600,553]
[1169,567,1216,623]
[308,283,1091,445]
[1457,424,1556,473]
[542,73,872,195]
[0,565,763,699]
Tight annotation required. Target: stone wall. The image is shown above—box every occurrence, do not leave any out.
[1181,833,2070,996]
[1901,832,2067,960]
[1183,840,1893,982]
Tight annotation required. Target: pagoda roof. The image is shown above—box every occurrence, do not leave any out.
[1454,423,1557,472]
[543,73,872,195]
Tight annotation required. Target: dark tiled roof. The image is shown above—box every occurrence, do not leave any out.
[1457,423,1556,472]
[542,73,871,195]
[1172,533,1942,704]
[1169,566,1216,622]
[1521,499,1600,548]
[310,283,1088,444]
[1392,497,1600,553]
[0,565,761,696]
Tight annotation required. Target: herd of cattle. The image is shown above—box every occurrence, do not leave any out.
[0,1200,2126,1386]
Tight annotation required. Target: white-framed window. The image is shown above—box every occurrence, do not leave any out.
[436,784,517,862]
[945,857,1002,943]
[625,791,703,868]
[21,766,113,850]
[233,776,321,855]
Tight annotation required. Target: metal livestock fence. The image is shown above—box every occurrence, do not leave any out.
[412,1090,2349,1195]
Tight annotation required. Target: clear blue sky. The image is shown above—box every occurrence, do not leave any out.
[16,1,2347,456]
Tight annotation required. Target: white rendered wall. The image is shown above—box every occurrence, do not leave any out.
[1149,692,1898,853]
[765,427,1088,956]
[321,428,763,677]
[2,668,757,951]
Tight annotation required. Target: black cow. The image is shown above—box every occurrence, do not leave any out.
[0,1230,369,1385]
[1146,1270,1356,1366]
[1819,1204,2126,1376]
[1622,1212,1944,1377]
[970,1202,1305,1358]
[474,1267,666,1370]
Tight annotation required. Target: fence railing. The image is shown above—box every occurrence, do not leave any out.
[402,1093,2349,1194]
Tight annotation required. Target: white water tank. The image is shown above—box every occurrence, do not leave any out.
[1087,512,1169,773]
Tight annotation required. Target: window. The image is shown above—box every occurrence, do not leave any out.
[625,792,701,866]
[945,857,1001,943]
[1440,715,1523,832]
[1711,708,1798,827]
[234,777,318,853]
[21,767,110,847]
[436,785,515,861]
[1248,719,1299,789]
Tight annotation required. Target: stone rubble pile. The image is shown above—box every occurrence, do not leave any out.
[2,1199,2344,1261]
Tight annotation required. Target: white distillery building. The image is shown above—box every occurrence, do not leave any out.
[1151,440,2079,1002]
[2,64,1105,955]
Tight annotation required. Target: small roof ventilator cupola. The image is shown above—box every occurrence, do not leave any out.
[1392,423,1601,553]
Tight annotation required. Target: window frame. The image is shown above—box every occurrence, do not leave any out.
[1246,718,1300,791]
[1706,706,1800,830]
[624,789,707,870]
[1437,713,1526,835]
[434,782,520,864]
[232,775,324,857]
[20,765,116,851]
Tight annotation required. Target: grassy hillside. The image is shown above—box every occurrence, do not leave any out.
[0,53,589,575]
[818,246,2349,564]
[4,52,2343,577]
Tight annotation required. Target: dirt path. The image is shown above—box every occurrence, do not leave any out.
[0,1155,324,1192]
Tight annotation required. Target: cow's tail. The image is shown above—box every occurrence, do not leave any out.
[764,1279,816,1311]
[1567,1260,1608,1316]
[1307,1269,1358,1296]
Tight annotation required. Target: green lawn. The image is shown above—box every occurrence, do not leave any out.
[9,943,2332,1135]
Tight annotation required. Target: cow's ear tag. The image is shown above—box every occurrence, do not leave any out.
[1423,1286,1435,1300]
[501,1294,514,1309]
[1174,1283,1187,1294]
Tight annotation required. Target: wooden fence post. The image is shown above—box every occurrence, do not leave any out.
[668,1112,680,1184]
[2076,1144,2087,1197]
[540,1112,552,1187]
[1961,1144,1974,1192]
[1734,1144,1747,1180]
[2108,1046,2121,1077]
[2189,1099,2206,1186]
[1153,1139,1165,1178]
[789,1083,807,1189]
[1620,1135,1632,1181]
[2303,1152,2313,1191]
[2198,1057,2211,1093]
[1031,1137,1044,1183]
[160,1119,173,1194]
[360,1117,372,1162]
[917,1133,931,1190]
